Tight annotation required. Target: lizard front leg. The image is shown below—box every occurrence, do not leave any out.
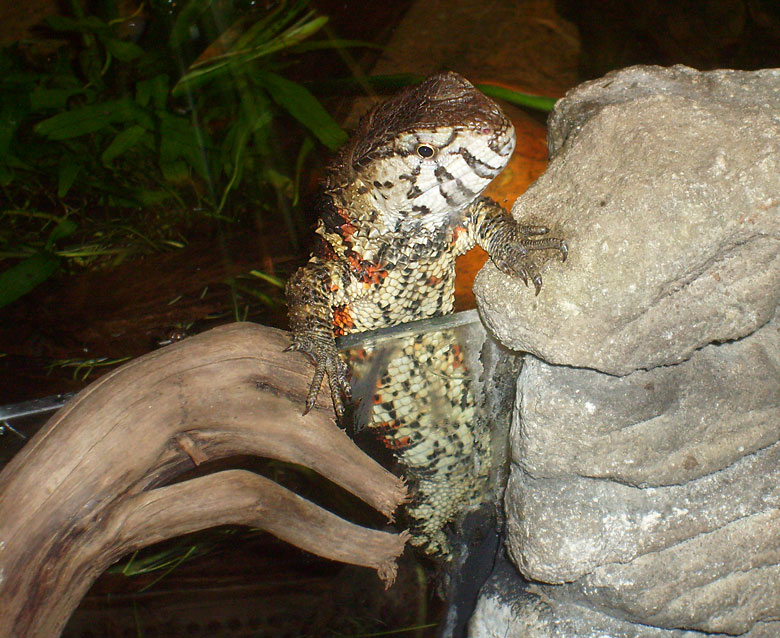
[467,196,567,294]
[285,258,353,417]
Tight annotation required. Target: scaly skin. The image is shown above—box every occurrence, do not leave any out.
[286,72,567,552]
[286,71,566,416]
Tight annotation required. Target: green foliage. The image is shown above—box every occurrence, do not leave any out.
[305,73,559,112]
[0,0,362,307]
[476,83,557,112]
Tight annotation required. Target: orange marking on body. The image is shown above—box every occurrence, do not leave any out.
[332,305,354,336]
[346,250,388,285]
[427,274,443,286]
[339,221,357,240]
[346,252,362,271]
[314,236,338,261]
[360,261,388,285]
[450,344,464,369]
[372,421,412,450]
[331,206,357,237]
[451,225,467,247]
[383,434,412,450]
[351,348,368,360]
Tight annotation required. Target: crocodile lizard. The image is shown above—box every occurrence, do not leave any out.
[286,71,566,553]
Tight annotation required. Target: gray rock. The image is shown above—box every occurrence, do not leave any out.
[516,311,780,488]
[546,65,780,158]
[472,65,780,637]
[507,441,780,631]
[469,581,780,638]
[475,65,780,376]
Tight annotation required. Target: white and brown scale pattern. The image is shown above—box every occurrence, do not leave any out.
[286,72,567,555]
[347,330,490,555]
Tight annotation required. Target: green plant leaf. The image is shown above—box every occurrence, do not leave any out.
[476,83,557,112]
[292,135,315,207]
[0,77,32,158]
[248,269,285,288]
[169,0,213,48]
[160,159,189,182]
[173,12,329,96]
[101,36,144,62]
[36,105,109,139]
[0,252,60,308]
[0,115,19,160]
[232,0,307,52]
[264,167,293,198]
[0,163,14,185]
[150,74,169,110]
[136,78,152,107]
[34,99,153,140]
[137,189,173,205]
[30,88,86,111]
[159,112,209,179]
[135,74,168,108]
[272,12,328,47]
[102,124,148,165]
[57,158,81,197]
[222,92,272,165]
[255,71,346,150]
[46,218,78,246]
[45,15,110,35]
[216,103,272,212]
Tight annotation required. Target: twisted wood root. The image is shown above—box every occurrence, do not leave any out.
[0,323,407,638]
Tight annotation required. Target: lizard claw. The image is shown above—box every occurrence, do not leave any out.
[287,336,351,418]
[491,226,567,293]
[531,271,543,295]
[303,365,327,415]
[303,355,351,418]
[558,240,568,262]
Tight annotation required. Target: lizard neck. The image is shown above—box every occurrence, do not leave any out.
[325,176,467,238]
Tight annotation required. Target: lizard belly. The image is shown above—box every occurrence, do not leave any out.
[347,328,490,556]
[347,257,457,333]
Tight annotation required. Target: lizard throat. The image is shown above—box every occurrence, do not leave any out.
[343,126,516,234]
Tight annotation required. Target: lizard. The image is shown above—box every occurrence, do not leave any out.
[285,71,567,553]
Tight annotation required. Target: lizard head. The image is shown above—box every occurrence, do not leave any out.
[331,72,516,231]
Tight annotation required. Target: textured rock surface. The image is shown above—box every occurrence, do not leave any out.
[508,326,780,627]
[516,312,780,490]
[473,65,780,637]
[475,65,780,375]
[469,576,780,638]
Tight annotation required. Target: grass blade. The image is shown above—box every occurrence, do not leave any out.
[255,71,346,149]
[0,252,59,308]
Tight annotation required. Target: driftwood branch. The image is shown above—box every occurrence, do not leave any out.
[0,323,408,638]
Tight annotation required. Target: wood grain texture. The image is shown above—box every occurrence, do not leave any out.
[0,322,407,638]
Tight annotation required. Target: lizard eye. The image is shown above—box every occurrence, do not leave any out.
[416,144,435,158]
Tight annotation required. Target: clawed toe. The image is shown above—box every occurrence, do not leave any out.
[558,240,568,262]
[286,338,352,418]
[493,225,567,294]
[532,273,542,295]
